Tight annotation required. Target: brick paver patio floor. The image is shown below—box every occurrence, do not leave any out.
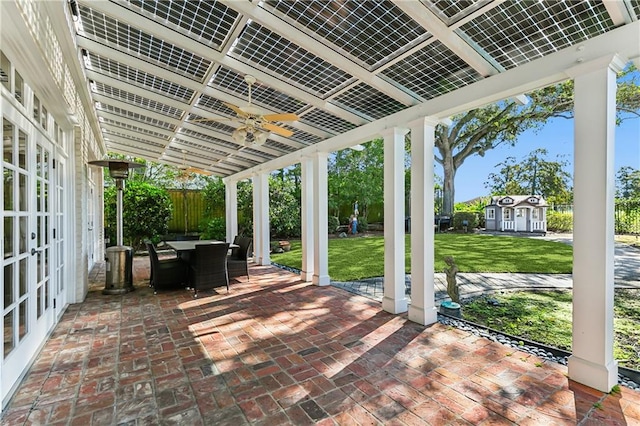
[2,255,639,425]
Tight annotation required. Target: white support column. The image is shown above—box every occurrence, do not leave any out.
[567,55,625,392]
[225,180,238,243]
[381,127,409,314]
[257,172,270,266]
[252,175,262,264]
[301,157,315,282]
[408,117,439,325]
[312,152,330,286]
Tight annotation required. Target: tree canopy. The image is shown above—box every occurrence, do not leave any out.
[484,149,572,204]
[616,166,640,200]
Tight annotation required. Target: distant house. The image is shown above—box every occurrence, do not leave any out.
[484,195,548,233]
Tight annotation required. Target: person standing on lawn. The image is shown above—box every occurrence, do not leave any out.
[351,214,358,235]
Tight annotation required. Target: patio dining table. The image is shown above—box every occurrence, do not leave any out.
[165,239,238,259]
[165,240,239,285]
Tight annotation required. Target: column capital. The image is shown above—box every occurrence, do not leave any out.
[407,116,445,128]
[566,53,628,78]
[379,126,410,139]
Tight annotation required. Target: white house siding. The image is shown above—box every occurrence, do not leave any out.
[0,0,105,409]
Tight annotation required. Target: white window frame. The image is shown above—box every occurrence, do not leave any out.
[486,208,495,220]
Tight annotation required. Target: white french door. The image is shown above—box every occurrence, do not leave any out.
[2,114,57,403]
[53,154,66,319]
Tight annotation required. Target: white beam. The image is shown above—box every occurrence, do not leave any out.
[602,0,634,25]
[393,1,499,77]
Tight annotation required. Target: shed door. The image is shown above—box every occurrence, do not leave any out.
[516,208,527,231]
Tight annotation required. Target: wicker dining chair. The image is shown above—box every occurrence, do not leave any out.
[145,241,188,294]
[228,236,252,282]
[189,242,230,297]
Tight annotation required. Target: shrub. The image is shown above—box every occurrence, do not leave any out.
[615,202,640,234]
[547,211,573,232]
[105,181,172,251]
[328,216,340,233]
[357,216,368,232]
[452,212,478,230]
[200,217,226,240]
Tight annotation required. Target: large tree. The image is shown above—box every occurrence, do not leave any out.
[328,139,385,219]
[435,65,640,216]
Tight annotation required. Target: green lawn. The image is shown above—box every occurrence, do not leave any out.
[270,234,573,281]
[462,289,640,370]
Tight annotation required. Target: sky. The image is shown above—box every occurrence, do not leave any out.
[439,112,640,203]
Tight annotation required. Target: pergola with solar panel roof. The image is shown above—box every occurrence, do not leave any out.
[1,0,638,397]
[72,0,639,394]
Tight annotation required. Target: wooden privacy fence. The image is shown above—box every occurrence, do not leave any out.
[167,189,215,234]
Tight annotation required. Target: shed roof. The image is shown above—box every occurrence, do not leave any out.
[488,195,549,207]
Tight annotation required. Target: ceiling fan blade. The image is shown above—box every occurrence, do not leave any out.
[187,167,212,176]
[263,113,299,122]
[223,102,248,117]
[262,122,294,137]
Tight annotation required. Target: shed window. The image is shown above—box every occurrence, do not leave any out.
[504,209,512,220]
[486,208,495,220]
[532,208,539,219]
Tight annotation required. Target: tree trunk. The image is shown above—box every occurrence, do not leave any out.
[442,155,456,217]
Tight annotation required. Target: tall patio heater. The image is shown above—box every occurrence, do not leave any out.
[88,159,144,294]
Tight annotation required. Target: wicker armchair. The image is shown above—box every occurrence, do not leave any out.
[145,242,188,294]
[189,243,230,297]
[228,236,252,282]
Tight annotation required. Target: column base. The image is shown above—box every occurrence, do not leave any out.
[382,296,408,314]
[258,257,270,266]
[312,274,330,286]
[300,271,314,282]
[408,305,438,325]
[568,355,618,392]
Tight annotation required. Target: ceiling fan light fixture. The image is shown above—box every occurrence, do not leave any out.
[232,127,247,144]
[254,130,270,145]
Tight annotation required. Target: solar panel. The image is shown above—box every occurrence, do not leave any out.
[230,22,352,97]
[300,109,357,135]
[265,1,429,69]
[97,103,176,131]
[333,83,405,120]
[122,0,239,49]
[460,0,614,69]
[78,4,211,80]
[93,82,184,118]
[380,40,482,101]
[87,53,194,102]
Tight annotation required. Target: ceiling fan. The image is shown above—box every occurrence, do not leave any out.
[194,75,299,145]
[177,150,212,177]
